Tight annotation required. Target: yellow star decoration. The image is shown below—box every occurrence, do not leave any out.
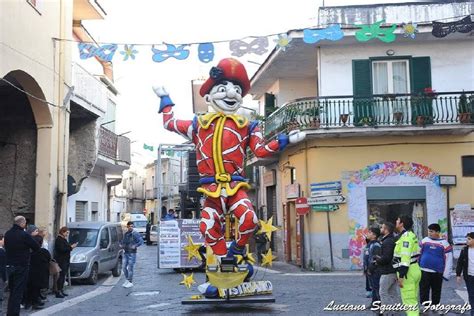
[236,252,256,265]
[183,235,201,262]
[180,273,196,289]
[261,249,276,267]
[259,216,278,241]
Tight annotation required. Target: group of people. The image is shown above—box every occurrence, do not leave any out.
[0,216,76,316]
[363,215,474,315]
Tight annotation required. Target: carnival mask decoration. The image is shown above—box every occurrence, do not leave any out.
[151,44,190,62]
[78,43,118,62]
[355,20,397,43]
[229,37,269,57]
[303,25,344,44]
[432,16,473,38]
[197,43,215,63]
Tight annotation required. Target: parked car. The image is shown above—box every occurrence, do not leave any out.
[68,221,123,285]
[149,224,158,244]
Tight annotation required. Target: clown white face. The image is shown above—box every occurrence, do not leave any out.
[205,81,243,114]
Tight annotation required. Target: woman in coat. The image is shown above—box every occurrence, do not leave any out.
[456,232,474,316]
[54,226,77,298]
[26,235,51,309]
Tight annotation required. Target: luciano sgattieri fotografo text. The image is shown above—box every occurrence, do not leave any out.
[323,300,471,314]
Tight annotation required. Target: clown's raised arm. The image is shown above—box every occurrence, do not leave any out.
[152,86,193,141]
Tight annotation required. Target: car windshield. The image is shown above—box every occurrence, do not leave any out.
[133,221,147,228]
[69,228,99,247]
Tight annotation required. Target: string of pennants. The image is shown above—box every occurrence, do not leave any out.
[74,15,473,63]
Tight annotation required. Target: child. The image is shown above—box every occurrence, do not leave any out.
[366,227,382,305]
[456,232,474,316]
[363,237,373,298]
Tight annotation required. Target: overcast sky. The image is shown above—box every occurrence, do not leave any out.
[80,0,404,165]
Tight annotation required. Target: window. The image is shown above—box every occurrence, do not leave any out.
[110,227,118,243]
[91,202,99,221]
[462,156,474,177]
[75,201,87,221]
[100,228,109,248]
[372,60,410,95]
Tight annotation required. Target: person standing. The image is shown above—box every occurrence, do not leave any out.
[25,236,51,310]
[0,234,6,306]
[120,222,143,288]
[375,222,400,309]
[4,216,40,316]
[54,227,77,298]
[366,227,382,306]
[253,223,269,264]
[393,215,421,316]
[456,232,474,316]
[419,223,453,307]
[363,237,373,298]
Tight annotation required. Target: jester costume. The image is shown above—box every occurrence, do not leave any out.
[157,58,288,257]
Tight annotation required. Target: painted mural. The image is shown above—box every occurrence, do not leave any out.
[346,161,446,270]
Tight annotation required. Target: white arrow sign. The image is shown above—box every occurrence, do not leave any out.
[308,195,346,205]
[311,190,342,198]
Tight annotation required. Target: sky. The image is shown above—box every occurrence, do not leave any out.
[80,0,405,166]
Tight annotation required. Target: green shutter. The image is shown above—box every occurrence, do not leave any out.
[352,60,374,125]
[410,57,433,124]
[410,57,431,94]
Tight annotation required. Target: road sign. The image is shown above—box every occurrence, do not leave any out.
[310,181,342,191]
[311,189,342,198]
[295,197,310,216]
[312,204,339,212]
[308,195,346,205]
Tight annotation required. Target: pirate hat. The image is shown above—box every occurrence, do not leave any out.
[199,58,251,97]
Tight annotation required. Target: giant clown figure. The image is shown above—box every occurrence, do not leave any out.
[153,58,304,262]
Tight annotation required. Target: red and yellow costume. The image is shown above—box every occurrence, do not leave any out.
[162,107,280,255]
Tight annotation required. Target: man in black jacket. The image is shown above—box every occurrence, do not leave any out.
[375,222,400,308]
[4,216,40,316]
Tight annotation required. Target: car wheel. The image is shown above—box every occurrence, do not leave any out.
[112,257,122,277]
[87,263,98,285]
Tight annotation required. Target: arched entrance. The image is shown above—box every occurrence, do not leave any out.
[0,70,53,232]
[346,161,446,270]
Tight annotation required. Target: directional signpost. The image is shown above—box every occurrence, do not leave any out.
[309,181,346,271]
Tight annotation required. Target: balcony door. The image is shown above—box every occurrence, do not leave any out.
[372,60,411,124]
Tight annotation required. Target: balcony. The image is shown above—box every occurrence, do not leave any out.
[95,127,131,174]
[146,189,157,200]
[263,91,474,139]
[71,62,108,117]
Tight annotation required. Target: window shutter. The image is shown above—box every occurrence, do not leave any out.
[352,60,372,97]
[352,60,373,125]
[264,93,276,116]
[410,57,431,94]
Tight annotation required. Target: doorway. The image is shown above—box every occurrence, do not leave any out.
[284,201,301,265]
[368,200,426,241]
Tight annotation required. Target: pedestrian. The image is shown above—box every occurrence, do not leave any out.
[54,226,77,298]
[120,221,143,288]
[253,223,269,264]
[375,222,400,310]
[366,227,382,307]
[4,216,40,316]
[25,236,50,310]
[363,237,373,298]
[38,228,49,252]
[26,225,39,237]
[163,209,176,221]
[145,222,152,246]
[393,215,421,316]
[0,234,6,306]
[456,232,474,316]
[37,228,51,300]
[419,223,453,307]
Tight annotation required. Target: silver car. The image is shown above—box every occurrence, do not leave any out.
[68,221,123,284]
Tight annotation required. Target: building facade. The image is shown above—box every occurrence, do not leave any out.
[249,1,474,270]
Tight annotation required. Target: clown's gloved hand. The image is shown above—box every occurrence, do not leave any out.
[152,85,175,113]
[278,130,306,151]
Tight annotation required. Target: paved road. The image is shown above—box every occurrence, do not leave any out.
[4,245,467,315]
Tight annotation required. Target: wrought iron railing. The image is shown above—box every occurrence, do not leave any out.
[99,127,131,165]
[262,91,474,138]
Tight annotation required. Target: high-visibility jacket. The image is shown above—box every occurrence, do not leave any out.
[393,230,420,278]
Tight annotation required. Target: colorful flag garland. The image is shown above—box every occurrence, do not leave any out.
[74,15,472,64]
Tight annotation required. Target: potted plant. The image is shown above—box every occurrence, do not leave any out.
[340,113,350,126]
[458,93,473,124]
[358,116,374,127]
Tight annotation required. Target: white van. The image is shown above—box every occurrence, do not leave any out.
[121,213,148,238]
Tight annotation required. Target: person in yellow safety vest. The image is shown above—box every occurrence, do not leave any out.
[393,215,422,316]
